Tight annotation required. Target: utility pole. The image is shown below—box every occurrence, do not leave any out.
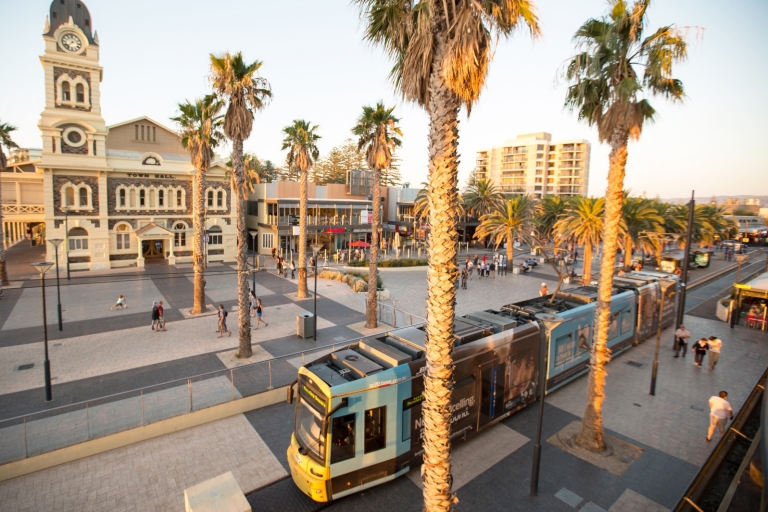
[675,191,695,329]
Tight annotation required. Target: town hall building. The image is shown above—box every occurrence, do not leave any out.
[33,0,236,270]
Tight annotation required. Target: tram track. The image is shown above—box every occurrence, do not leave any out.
[245,474,343,512]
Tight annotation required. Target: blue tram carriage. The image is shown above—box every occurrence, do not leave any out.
[286,271,678,502]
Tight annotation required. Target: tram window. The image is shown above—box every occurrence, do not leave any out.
[620,311,632,334]
[331,414,356,464]
[608,315,619,339]
[364,406,386,454]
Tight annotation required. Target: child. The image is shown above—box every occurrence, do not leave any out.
[111,295,127,310]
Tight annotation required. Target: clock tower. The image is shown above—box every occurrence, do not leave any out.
[39,0,110,269]
[39,0,107,162]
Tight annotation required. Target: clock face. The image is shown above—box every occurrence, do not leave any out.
[61,34,82,52]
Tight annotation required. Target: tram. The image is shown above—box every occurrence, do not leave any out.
[286,270,678,502]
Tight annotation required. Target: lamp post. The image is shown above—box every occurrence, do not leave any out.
[249,230,259,292]
[62,206,71,280]
[30,261,55,401]
[311,243,323,341]
[48,239,64,331]
[735,254,748,283]
[530,313,565,496]
[650,279,676,396]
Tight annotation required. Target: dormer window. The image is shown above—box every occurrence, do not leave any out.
[62,82,71,101]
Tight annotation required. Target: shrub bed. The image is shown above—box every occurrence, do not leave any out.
[348,258,427,268]
[317,269,382,293]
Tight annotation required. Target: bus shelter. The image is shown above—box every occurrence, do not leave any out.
[732,275,768,330]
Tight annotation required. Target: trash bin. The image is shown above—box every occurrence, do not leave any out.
[297,313,315,339]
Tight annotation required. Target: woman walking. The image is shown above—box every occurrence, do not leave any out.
[253,298,268,329]
[249,290,257,317]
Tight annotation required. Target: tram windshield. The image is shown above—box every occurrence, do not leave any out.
[296,399,325,461]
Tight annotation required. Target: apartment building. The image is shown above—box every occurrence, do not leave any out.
[475,132,590,197]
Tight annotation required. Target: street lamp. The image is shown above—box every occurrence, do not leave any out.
[311,243,323,341]
[530,313,565,496]
[48,239,64,331]
[249,230,259,292]
[61,206,71,280]
[735,254,748,283]
[30,261,55,402]
[650,279,676,396]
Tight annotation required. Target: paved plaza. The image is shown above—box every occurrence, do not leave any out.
[0,243,766,511]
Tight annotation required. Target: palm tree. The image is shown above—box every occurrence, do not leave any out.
[537,194,570,241]
[554,196,604,283]
[475,195,537,272]
[354,3,539,505]
[282,120,321,299]
[463,179,502,219]
[352,102,403,329]
[171,95,224,315]
[563,0,689,451]
[621,196,662,270]
[210,52,272,359]
[413,182,429,223]
[693,204,734,246]
[0,121,19,286]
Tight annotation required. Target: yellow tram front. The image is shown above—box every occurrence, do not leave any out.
[287,368,334,502]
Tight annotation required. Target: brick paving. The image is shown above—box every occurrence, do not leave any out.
[0,246,766,510]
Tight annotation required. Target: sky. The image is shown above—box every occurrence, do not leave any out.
[2,0,767,198]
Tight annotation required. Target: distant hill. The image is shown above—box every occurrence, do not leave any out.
[660,195,768,206]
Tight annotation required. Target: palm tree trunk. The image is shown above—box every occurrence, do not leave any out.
[232,138,252,358]
[297,168,308,298]
[366,169,380,328]
[192,167,206,314]
[506,242,513,272]
[422,33,460,512]
[624,237,633,271]
[582,243,593,284]
[576,127,629,452]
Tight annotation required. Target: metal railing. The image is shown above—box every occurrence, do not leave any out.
[0,305,423,466]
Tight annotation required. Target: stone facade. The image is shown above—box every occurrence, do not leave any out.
[53,66,92,112]
[53,175,99,216]
[106,177,192,216]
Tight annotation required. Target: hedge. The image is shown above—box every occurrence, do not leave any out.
[348,258,428,268]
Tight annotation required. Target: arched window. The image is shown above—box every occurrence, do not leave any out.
[158,190,164,207]
[115,223,131,250]
[129,189,136,208]
[174,222,186,247]
[207,190,214,208]
[68,227,88,251]
[62,82,71,101]
[76,83,85,103]
[176,190,182,207]
[208,225,222,246]
[217,191,223,208]
[65,187,75,207]
[119,189,126,207]
[79,187,88,206]
[139,189,146,207]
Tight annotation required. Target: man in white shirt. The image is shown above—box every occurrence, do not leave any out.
[707,391,733,442]
[708,336,723,371]
[673,325,691,358]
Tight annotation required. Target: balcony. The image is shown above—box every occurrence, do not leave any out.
[1,204,44,215]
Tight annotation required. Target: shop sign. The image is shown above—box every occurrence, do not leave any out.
[326,228,345,233]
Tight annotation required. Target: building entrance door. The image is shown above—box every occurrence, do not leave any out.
[142,240,165,259]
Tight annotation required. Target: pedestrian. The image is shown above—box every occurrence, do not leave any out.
[276,257,283,276]
[291,260,296,279]
[111,294,127,311]
[707,336,722,371]
[461,268,468,289]
[540,283,549,297]
[217,304,231,337]
[482,254,487,266]
[692,338,708,368]
[467,261,474,279]
[151,301,160,331]
[473,254,479,268]
[156,301,166,331]
[490,260,496,278]
[254,298,268,329]
[249,290,257,317]
[674,324,691,357]
[706,391,733,442]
